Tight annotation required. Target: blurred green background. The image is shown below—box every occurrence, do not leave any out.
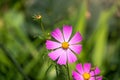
[0,0,120,80]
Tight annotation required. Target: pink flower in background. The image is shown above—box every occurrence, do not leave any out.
[46,25,82,65]
[72,63,102,80]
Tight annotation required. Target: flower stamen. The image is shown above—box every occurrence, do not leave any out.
[83,72,90,80]
[62,42,69,49]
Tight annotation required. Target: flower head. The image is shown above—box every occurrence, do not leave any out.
[46,25,82,65]
[33,14,42,20]
[72,63,102,80]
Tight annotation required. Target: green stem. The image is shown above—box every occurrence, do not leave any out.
[55,65,59,77]
[66,63,70,80]
[40,20,45,35]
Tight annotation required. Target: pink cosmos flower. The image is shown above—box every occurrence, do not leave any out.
[46,25,82,65]
[72,63,102,80]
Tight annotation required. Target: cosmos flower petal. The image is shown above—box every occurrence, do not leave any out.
[67,49,77,63]
[63,25,72,42]
[90,76,102,80]
[89,77,95,80]
[48,48,63,60]
[90,71,95,76]
[83,63,91,73]
[72,71,84,80]
[57,50,67,65]
[96,76,102,80]
[69,44,82,54]
[51,28,64,42]
[76,64,84,74]
[95,67,101,75]
[46,40,61,50]
[69,32,82,45]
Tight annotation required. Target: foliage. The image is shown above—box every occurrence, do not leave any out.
[0,0,120,80]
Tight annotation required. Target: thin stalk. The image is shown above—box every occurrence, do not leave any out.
[40,20,45,35]
[66,63,70,80]
[45,64,53,75]
[55,65,59,77]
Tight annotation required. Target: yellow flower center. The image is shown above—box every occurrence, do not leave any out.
[83,73,90,80]
[62,42,69,49]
